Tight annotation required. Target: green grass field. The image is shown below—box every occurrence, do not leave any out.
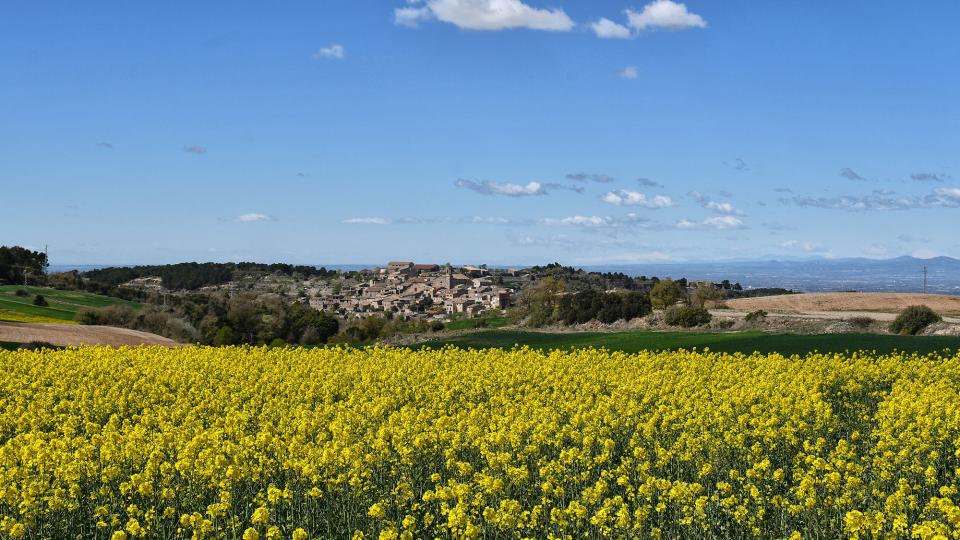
[0,286,142,323]
[443,316,510,331]
[419,329,960,356]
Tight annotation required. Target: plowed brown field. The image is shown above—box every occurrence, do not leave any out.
[727,292,960,316]
[0,322,180,347]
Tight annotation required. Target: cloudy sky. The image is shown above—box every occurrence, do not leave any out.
[3,0,959,265]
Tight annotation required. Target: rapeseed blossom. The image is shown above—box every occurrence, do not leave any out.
[0,345,959,538]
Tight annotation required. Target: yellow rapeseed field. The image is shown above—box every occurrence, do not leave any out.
[1,346,959,539]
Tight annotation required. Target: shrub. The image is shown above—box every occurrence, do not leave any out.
[889,305,941,335]
[74,305,135,326]
[665,306,712,328]
[74,308,98,325]
[430,321,445,332]
[745,310,768,323]
[14,289,30,297]
[33,295,49,307]
[17,341,58,351]
[132,309,198,343]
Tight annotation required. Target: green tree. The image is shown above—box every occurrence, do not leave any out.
[620,291,652,321]
[650,279,684,309]
[518,277,566,327]
[690,283,724,308]
[213,326,237,346]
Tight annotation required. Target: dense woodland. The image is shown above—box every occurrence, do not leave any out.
[513,276,735,328]
[526,262,748,292]
[82,262,338,291]
[0,246,48,286]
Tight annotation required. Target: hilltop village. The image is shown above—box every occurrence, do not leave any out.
[308,261,524,319]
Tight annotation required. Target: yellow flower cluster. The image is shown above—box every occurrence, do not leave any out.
[0,345,959,539]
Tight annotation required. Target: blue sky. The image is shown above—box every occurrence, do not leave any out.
[3,0,959,266]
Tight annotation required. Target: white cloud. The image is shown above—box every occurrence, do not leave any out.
[689,191,745,215]
[933,187,960,203]
[313,44,345,60]
[675,216,744,230]
[493,181,543,195]
[617,66,639,80]
[540,213,652,228]
[591,17,631,38]
[509,233,581,249]
[541,215,612,227]
[395,6,433,26]
[455,178,546,196]
[781,240,825,253]
[235,213,274,223]
[703,201,743,215]
[395,0,574,31]
[626,0,707,31]
[468,216,512,224]
[704,216,743,229]
[786,186,960,211]
[601,190,674,208]
[342,217,390,225]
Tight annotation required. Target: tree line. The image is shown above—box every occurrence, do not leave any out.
[76,291,339,346]
[514,276,725,328]
[81,262,339,291]
[0,246,48,286]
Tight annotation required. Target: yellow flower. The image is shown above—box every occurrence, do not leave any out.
[1,345,959,538]
[368,503,386,519]
[9,524,26,539]
[251,506,270,525]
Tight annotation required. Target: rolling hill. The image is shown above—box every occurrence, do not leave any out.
[0,285,142,324]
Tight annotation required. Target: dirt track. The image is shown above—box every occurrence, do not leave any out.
[0,322,180,347]
[727,292,960,317]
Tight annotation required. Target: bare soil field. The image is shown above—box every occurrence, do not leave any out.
[727,292,960,317]
[0,322,180,347]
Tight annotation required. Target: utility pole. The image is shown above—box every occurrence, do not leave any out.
[12,265,31,286]
[923,266,928,294]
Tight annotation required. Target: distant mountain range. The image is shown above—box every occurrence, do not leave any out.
[585,256,960,294]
